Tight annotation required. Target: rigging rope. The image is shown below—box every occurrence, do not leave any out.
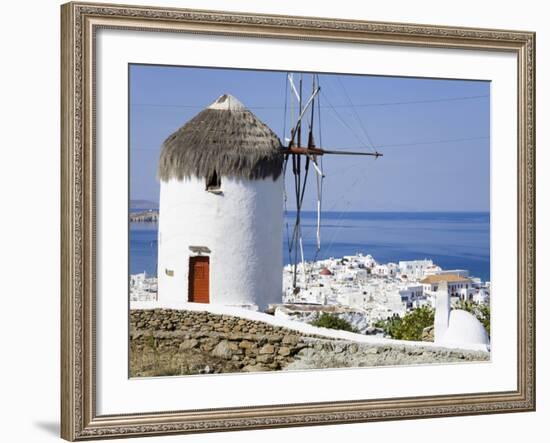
[320,89,374,152]
[313,75,324,264]
[282,73,293,265]
[322,163,371,259]
[336,77,377,154]
[132,94,489,110]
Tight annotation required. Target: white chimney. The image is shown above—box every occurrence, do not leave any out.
[434,281,450,342]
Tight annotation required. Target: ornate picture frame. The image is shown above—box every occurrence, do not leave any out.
[61,1,535,440]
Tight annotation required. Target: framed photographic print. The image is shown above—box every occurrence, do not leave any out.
[61,1,536,440]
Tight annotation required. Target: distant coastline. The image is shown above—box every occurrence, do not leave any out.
[130,200,158,222]
[130,211,490,281]
[128,208,489,223]
[130,210,158,222]
[130,199,489,216]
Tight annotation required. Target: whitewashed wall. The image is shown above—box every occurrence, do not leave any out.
[157,175,283,310]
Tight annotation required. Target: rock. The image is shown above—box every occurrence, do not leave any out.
[407,348,423,356]
[238,340,254,349]
[199,365,214,374]
[211,340,234,360]
[422,325,435,342]
[179,339,199,351]
[268,335,282,343]
[242,364,269,372]
[259,344,276,354]
[314,342,325,351]
[227,342,243,354]
[296,348,316,359]
[256,354,274,364]
[278,346,291,357]
[282,334,300,346]
[201,337,220,352]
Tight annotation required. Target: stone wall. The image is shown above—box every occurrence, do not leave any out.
[130,309,489,377]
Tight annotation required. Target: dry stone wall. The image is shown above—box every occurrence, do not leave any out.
[130,309,489,377]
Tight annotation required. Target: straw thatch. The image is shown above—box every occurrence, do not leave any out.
[158,94,283,181]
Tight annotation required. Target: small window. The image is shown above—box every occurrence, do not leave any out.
[206,170,221,191]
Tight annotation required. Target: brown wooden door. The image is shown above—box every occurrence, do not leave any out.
[188,256,209,303]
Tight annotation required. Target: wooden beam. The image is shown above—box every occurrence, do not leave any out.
[282,146,382,157]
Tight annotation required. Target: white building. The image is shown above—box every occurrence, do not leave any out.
[420,273,474,305]
[398,259,434,279]
[362,254,378,269]
[281,252,490,333]
[156,94,284,311]
[435,269,469,278]
[472,288,490,305]
[130,272,158,302]
[372,262,398,277]
[397,283,424,308]
[422,264,444,276]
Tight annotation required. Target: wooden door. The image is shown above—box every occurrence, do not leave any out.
[188,256,209,303]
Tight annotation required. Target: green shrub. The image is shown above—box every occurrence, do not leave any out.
[375,306,435,341]
[374,315,403,339]
[311,313,357,332]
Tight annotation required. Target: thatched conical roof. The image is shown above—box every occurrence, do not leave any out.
[158,94,283,181]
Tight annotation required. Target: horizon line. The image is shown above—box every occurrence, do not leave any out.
[130,201,489,213]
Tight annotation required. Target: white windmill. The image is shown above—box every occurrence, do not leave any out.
[155,75,382,311]
[156,94,284,311]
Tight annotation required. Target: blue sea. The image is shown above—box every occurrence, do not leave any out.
[129,211,490,282]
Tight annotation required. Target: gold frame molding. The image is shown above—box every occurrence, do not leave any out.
[61,1,536,440]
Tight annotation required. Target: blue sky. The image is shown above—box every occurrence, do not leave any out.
[130,64,490,212]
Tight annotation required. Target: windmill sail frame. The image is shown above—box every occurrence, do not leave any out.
[283,73,383,292]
